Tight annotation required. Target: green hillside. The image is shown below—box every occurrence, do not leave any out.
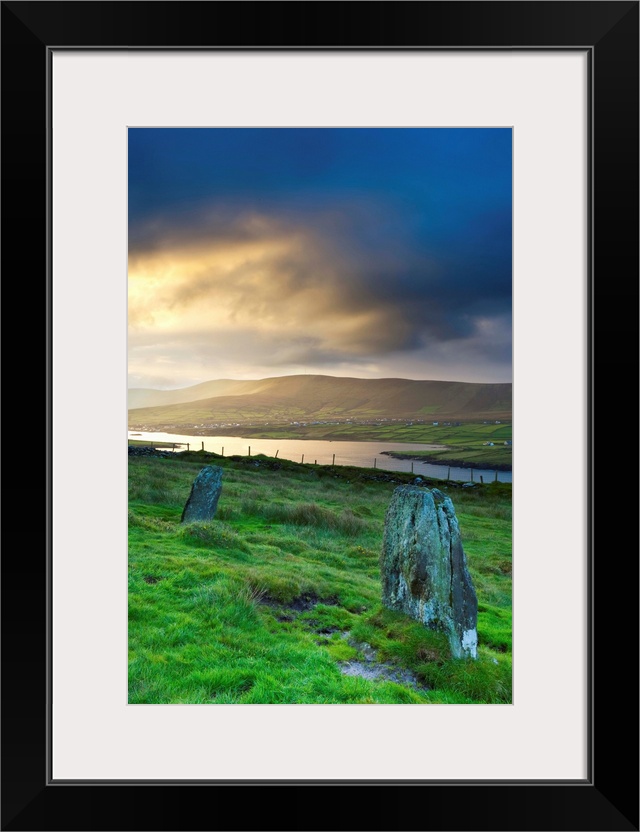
[128,378,267,410]
[128,375,512,428]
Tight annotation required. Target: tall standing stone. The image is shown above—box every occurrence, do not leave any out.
[180,466,224,523]
[380,485,478,659]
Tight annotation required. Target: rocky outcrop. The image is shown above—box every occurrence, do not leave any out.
[128,445,173,458]
[180,466,224,523]
[380,485,478,659]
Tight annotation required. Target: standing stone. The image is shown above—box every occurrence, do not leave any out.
[380,485,478,659]
[180,466,223,523]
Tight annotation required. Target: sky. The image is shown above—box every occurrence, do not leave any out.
[128,128,512,389]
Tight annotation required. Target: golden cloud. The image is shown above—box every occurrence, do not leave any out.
[128,216,411,356]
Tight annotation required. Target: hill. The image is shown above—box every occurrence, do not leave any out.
[128,374,511,428]
[128,379,261,410]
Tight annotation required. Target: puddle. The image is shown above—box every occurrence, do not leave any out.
[339,638,428,692]
[339,660,423,686]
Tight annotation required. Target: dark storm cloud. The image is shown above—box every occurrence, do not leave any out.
[128,128,512,384]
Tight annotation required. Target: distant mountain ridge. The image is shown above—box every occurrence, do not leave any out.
[128,374,512,426]
[128,379,263,410]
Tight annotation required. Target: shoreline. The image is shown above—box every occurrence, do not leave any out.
[380,450,512,472]
[128,428,512,473]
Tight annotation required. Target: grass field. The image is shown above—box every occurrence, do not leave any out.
[128,439,180,448]
[129,450,512,704]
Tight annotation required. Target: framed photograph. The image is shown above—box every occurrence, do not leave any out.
[3,2,637,830]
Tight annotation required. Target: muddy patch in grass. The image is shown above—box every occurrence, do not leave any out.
[289,592,340,611]
[316,625,342,635]
[339,637,428,692]
[259,592,427,692]
[260,592,340,614]
[261,592,348,634]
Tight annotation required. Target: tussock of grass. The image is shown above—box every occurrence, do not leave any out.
[326,639,359,662]
[179,521,250,552]
[459,503,512,522]
[214,504,240,522]
[477,603,512,653]
[128,510,174,533]
[243,570,308,604]
[419,651,512,703]
[241,499,367,535]
[191,582,265,629]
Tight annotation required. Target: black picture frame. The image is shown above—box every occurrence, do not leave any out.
[2,2,638,830]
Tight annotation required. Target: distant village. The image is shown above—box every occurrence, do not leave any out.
[128,414,513,446]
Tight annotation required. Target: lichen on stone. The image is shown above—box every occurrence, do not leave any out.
[380,485,478,659]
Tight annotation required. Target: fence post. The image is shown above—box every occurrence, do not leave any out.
[495,470,498,483]
[411,462,414,474]
[186,443,190,451]
[275,450,279,458]
[374,458,377,469]
[201,441,204,451]
[480,474,484,484]
[172,443,175,451]
[301,454,304,464]
[222,447,224,457]
[248,446,251,457]
[447,467,451,481]
[470,468,474,482]
[332,453,336,466]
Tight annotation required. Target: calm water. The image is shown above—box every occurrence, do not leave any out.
[129,430,512,483]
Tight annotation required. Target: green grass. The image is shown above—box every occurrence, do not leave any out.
[129,451,512,704]
[376,422,512,468]
[128,439,180,448]
[201,419,511,444]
